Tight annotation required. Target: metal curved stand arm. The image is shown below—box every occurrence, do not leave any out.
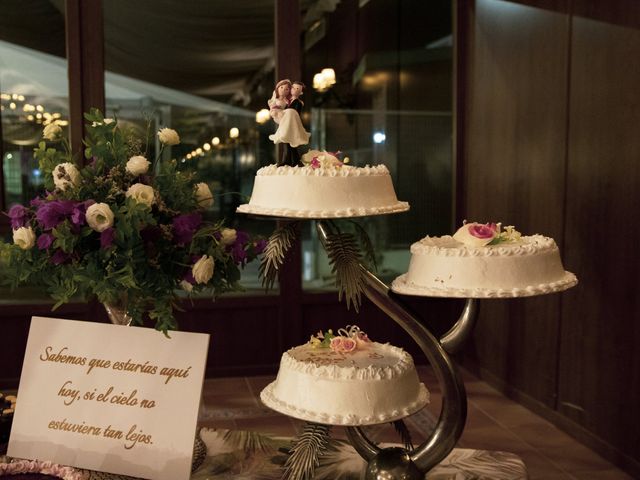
[316,221,467,473]
[439,298,478,354]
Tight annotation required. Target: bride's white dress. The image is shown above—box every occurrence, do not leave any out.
[269,108,310,148]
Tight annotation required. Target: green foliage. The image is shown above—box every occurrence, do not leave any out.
[0,111,263,332]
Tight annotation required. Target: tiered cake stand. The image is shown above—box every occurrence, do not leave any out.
[240,209,575,479]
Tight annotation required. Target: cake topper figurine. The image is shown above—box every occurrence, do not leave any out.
[268,79,310,166]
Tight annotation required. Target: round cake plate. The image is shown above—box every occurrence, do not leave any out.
[390,271,578,298]
[260,381,430,427]
[236,202,409,219]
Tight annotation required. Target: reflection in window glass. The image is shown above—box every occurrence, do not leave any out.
[103,2,277,292]
[0,1,69,222]
[303,109,452,290]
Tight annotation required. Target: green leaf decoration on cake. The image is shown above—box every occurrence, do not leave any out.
[325,228,365,312]
[392,419,414,451]
[259,221,300,292]
[282,422,332,480]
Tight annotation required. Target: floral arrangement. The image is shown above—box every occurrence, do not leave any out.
[0,109,264,332]
[452,221,521,247]
[0,459,87,480]
[309,325,371,353]
[301,149,350,169]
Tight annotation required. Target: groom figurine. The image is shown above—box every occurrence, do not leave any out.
[280,81,306,166]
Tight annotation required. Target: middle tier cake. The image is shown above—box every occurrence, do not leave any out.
[261,327,429,426]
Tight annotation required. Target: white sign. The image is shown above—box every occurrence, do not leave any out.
[8,316,210,480]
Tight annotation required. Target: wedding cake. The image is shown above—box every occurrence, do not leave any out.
[237,151,409,218]
[260,326,429,426]
[392,222,578,298]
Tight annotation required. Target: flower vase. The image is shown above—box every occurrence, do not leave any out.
[102,297,133,326]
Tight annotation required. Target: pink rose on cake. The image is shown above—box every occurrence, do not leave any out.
[330,336,357,353]
[453,221,522,247]
[453,222,499,246]
[301,150,349,169]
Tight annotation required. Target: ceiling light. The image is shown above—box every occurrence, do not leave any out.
[229,128,239,139]
[314,68,336,92]
[203,143,211,151]
[373,132,386,144]
[255,109,270,124]
[9,102,16,110]
[212,137,220,146]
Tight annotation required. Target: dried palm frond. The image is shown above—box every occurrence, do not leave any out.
[349,220,378,272]
[282,422,332,480]
[392,419,414,451]
[259,221,300,292]
[325,230,365,312]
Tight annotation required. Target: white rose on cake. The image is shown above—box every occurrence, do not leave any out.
[126,183,156,207]
[13,226,36,250]
[195,182,214,208]
[52,162,80,191]
[126,155,150,175]
[192,255,215,284]
[86,203,114,232]
[157,127,180,145]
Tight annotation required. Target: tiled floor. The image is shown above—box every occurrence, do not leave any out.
[200,366,633,479]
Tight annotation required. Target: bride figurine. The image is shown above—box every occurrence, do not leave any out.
[268,79,310,166]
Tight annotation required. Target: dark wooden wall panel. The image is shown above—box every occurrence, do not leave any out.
[559,13,640,467]
[462,0,570,405]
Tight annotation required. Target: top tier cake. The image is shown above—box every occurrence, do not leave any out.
[392,222,578,298]
[237,151,409,218]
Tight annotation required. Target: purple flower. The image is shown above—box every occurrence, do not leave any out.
[255,239,267,255]
[172,213,202,245]
[7,204,29,229]
[231,243,247,265]
[36,200,74,230]
[71,200,94,226]
[50,250,70,265]
[183,270,195,284]
[37,233,55,250]
[235,230,250,246]
[100,227,115,249]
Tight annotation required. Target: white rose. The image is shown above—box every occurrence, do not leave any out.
[126,183,156,207]
[104,118,114,124]
[52,162,80,191]
[195,182,214,208]
[220,228,237,246]
[157,127,180,146]
[126,155,150,175]
[452,222,499,247]
[180,280,193,292]
[13,227,36,250]
[192,255,215,284]
[86,203,114,232]
[43,123,63,141]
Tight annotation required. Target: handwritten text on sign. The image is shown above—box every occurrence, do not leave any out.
[8,317,210,480]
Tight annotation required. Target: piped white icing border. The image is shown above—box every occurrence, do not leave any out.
[236,201,409,219]
[260,381,429,426]
[411,235,557,257]
[391,271,578,298]
[256,164,390,177]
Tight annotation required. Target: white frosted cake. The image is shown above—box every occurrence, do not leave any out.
[260,327,428,426]
[392,222,577,298]
[237,159,409,218]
